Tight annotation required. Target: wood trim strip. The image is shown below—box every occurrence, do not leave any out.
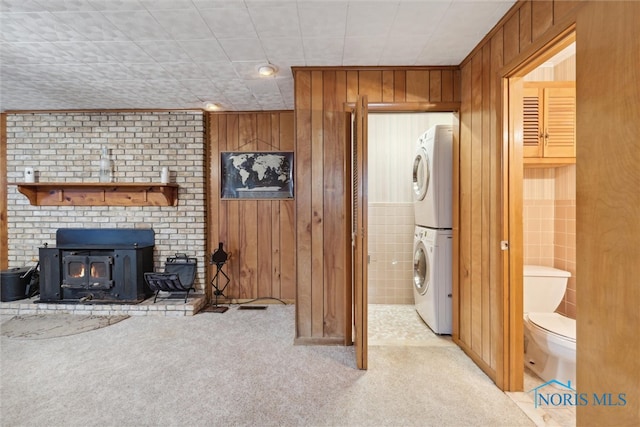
[292,65,459,72]
[310,70,325,337]
[295,70,313,338]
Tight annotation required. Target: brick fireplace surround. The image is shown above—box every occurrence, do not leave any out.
[3,112,207,316]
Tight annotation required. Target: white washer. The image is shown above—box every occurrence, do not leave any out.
[413,225,453,335]
[412,125,453,229]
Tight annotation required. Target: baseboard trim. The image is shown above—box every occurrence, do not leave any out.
[294,337,350,346]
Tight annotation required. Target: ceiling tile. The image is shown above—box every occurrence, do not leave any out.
[4,12,86,42]
[101,11,173,41]
[380,36,426,65]
[0,0,48,13]
[199,7,257,39]
[32,0,98,12]
[150,9,213,40]
[245,79,281,95]
[345,3,398,37]
[138,0,195,11]
[218,38,266,62]
[92,41,155,63]
[389,2,450,37]
[261,37,304,60]
[137,40,192,63]
[1,42,74,64]
[89,63,135,80]
[88,0,146,11]
[51,11,128,41]
[248,6,300,38]
[0,17,46,42]
[179,39,228,62]
[197,61,240,81]
[298,2,348,37]
[54,41,117,63]
[125,63,174,80]
[162,63,208,80]
[192,0,246,10]
[302,37,344,64]
[343,36,385,65]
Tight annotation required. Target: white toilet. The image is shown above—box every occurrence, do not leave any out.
[523,265,576,386]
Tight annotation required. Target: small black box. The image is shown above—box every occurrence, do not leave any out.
[1,267,34,302]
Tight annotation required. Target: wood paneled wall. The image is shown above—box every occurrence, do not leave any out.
[205,111,296,302]
[458,3,640,423]
[292,67,460,343]
[455,0,583,388]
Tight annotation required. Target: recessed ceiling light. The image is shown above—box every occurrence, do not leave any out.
[203,102,221,111]
[258,64,277,77]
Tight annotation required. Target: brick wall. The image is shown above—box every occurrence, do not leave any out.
[5,111,207,291]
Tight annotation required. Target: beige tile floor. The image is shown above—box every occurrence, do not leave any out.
[512,368,577,427]
[368,304,576,427]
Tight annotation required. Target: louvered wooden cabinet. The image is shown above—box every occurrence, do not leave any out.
[523,82,576,166]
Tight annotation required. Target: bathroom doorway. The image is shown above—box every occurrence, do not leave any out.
[505,29,577,425]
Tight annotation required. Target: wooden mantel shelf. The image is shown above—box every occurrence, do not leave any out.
[14,182,179,207]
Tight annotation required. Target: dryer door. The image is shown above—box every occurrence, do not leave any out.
[413,241,431,295]
[412,148,429,202]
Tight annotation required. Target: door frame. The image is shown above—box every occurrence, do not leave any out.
[501,28,576,390]
[344,100,460,370]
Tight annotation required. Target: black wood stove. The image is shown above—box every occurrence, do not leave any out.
[39,228,155,304]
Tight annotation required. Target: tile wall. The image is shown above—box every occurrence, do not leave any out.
[523,165,576,318]
[368,203,415,304]
[553,165,577,318]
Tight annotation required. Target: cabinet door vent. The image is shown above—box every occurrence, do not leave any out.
[523,95,541,148]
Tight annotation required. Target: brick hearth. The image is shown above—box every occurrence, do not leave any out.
[1,294,208,317]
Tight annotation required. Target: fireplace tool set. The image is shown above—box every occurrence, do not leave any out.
[207,242,230,313]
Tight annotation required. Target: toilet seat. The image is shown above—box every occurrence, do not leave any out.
[527,312,576,342]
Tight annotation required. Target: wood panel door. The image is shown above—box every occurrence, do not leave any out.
[352,95,368,370]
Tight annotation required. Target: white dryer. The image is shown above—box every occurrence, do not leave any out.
[413,225,453,335]
[412,125,453,229]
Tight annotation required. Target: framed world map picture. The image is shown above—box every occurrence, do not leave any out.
[220,151,294,199]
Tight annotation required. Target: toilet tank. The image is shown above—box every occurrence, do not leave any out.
[523,265,571,313]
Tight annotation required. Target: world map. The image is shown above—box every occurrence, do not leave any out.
[221,152,293,199]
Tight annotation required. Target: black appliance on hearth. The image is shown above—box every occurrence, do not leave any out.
[38,228,155,303]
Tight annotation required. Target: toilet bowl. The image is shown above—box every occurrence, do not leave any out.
[523,265,576,385]
[524,312,576,385]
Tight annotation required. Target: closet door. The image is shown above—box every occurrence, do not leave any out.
[352,95,368,370]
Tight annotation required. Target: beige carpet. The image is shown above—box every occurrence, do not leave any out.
[1,313,130,339]
[0,305,534,427]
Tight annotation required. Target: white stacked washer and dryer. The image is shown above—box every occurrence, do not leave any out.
[412,124,453,335]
